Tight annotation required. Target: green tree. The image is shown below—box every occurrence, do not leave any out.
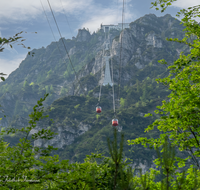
[50,85,54,93]
[128,0,200,187]
[60,87,68,96]
[142,80,148,101]
[0,94,59,189]
[120,98,126,108]
[136,79,140,93]
[0,31,35,81]
[47,70,52,78]
[74,104,80,109]
[107,128,135,190]
[45,85,50,94]
[23,80,28,88]
[22,80,32,92]
[14,100,21,116]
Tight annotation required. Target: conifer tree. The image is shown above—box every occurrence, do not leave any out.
[107,128,135,190]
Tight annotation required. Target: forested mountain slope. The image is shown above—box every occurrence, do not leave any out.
[0,13,189,169]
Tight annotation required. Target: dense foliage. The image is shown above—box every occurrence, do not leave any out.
[1,0,200,189]
[0,95,199,189]
[128,0,200,189]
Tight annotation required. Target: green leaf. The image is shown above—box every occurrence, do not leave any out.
[1,77,5,81]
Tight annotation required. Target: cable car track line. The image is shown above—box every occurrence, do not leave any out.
[47,0,86,96]
[111,56,115,113]
[117,0,125,101]
[59,0,73,36]
[111,0,125,126]
[40,0,76,95]
[97,31,107,105]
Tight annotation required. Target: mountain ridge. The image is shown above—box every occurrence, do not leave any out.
[0,13,189,170]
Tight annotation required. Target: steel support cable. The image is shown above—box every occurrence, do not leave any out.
[124,0,126,24]
[106,26,116,114]
[98,84,102,102]
[98,30,107,103]
[111,56,116,113]
[40,0,75,95]
[98,48,104,103]
[47,0,86,96]
[59,0,73,36]
[117,0,125,102]
[105,27,116,115]
[117,0,120,23]
[102,23,116,114]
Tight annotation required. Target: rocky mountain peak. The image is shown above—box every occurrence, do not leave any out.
[76,28,91,42]
[0,13,191,165]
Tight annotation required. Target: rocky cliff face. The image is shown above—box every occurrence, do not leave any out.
[0,14,188,164]
[76,14,185,91]
[76,28,91,42]
[31,122,92,149]
[22,14,187,152]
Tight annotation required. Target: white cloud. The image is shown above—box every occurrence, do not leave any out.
[171,0,200,22]
[172,0,199,9]
[4,45,19,55]
[0,0,135,32]
[0,54,26,78]
[81,10,121,32]
[0,0,137,76]
[0,0,92,23]
[80,1,135,32]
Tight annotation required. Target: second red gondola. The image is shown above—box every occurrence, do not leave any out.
[96,106,102,113]
[112,118,118,126]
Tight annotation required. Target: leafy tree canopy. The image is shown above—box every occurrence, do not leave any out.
[0,31,36,81]
[129,0,200,171]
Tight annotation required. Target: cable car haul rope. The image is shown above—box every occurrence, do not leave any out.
[41,0,125,127]
[96,0,125,127]
[46,0,86,96]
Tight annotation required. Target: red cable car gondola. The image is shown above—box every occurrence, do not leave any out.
[112,118,118,126]
[96,106,102,113]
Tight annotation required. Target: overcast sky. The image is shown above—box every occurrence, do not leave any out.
[0,0,199,77]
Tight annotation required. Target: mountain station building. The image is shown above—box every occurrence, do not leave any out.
[100,23,130,32]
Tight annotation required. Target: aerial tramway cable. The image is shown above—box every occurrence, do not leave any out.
[111,55,115,113]
[40,0,76,95]
[96,52,103,113]
[97,0,125,126]
[47,0,86,96]
[96,31,107,113]
[98,48,104,103]
[59,0,73,36]
[111,0,125,126]
[111,38,117,126]
[117,0,125,101]
[96,28,113,112]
